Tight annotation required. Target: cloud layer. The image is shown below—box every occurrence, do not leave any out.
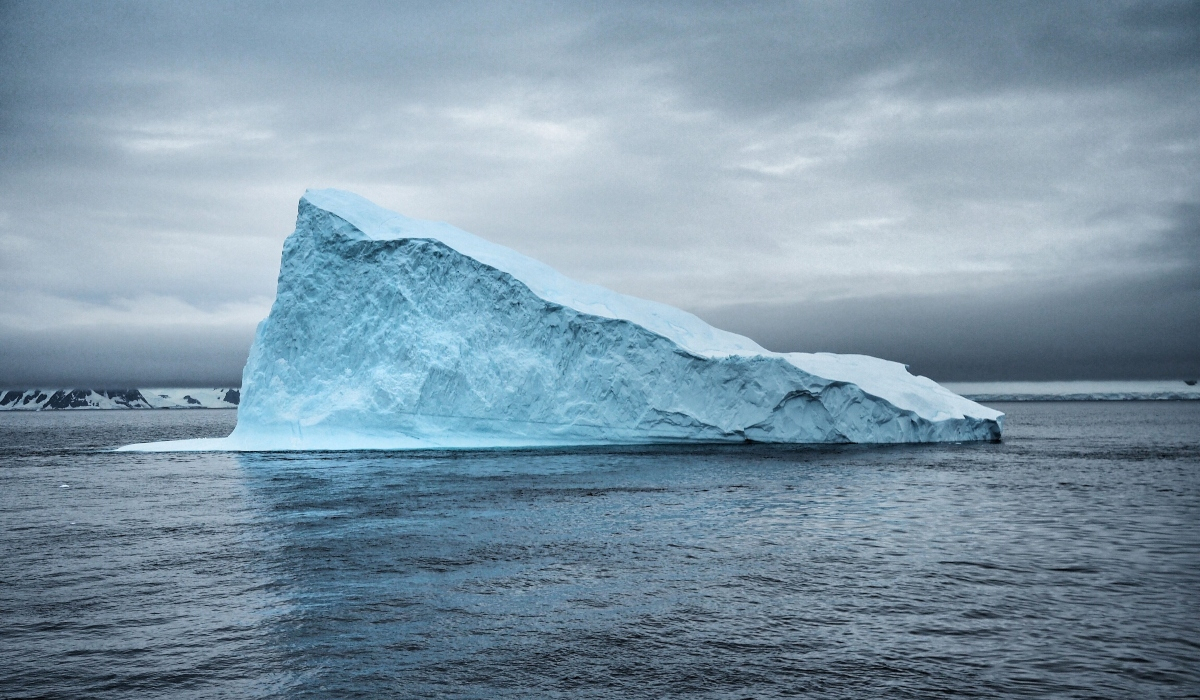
[1,1,1197,384]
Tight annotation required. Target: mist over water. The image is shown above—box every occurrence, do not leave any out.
[2,403,1198,698]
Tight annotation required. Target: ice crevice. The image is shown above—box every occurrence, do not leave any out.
[120,189,1002,452]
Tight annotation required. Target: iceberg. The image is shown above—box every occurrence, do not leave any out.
[121,189,1001,451]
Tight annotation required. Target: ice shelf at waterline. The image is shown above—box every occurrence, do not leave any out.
[120,189,1002,452]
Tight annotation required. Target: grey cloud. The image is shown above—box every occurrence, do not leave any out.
[581,1,1200,114]
[0,0,1197,385]
[1159,201,1200,267]
[6,2,1196,120]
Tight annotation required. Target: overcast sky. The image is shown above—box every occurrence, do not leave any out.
[1,0,1197,385]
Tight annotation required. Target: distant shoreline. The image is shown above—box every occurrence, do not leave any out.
[944,380,1200,402]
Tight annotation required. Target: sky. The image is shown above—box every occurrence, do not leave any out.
[1,0,1197,386]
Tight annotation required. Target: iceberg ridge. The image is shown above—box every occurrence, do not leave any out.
[120,189,1001,451]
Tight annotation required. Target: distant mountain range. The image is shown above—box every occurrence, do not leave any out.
[944,380,1200,401]
[0,388,239,410]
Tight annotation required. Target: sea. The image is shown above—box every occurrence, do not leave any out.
[1,402,1197,699]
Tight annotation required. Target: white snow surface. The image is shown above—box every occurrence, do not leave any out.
[121,189,1001,452]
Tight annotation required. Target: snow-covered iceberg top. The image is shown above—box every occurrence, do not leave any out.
[121,189,1001,451]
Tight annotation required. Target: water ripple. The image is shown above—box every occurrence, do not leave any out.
[1,402,1198,698]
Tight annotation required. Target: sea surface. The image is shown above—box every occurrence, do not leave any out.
[1,403,1198,699]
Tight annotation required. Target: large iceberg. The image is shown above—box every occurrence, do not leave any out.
[121,189,1001,451]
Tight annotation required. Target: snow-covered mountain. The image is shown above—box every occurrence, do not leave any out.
[0,388,239,410]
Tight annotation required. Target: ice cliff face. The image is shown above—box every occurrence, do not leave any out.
[121,189,1001,451]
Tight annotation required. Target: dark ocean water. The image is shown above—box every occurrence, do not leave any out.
[1,403,1198,699]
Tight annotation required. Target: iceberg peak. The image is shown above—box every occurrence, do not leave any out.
[300,188,767,359]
